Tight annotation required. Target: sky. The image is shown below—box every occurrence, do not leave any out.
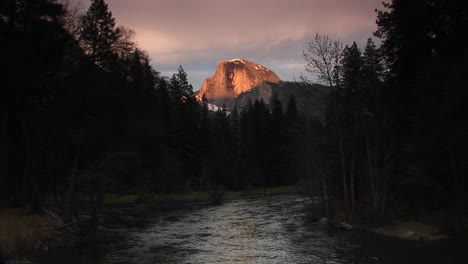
[79,0,384,91]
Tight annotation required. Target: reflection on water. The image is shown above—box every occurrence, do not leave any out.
[103,195,359,264]
[33,194,468,264]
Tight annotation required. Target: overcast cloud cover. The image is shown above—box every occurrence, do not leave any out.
[81,0,383,90]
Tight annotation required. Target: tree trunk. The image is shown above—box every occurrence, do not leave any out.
[90,177,104,234]
[450,153,465,233]
[8,0,17,33]
[381,151,390,214]
[313,158,329,218]
[20,115,40,211]
[64,133,81,223]
[373,145,380,209]
[339,135,349,219]
[364,119,378,211]
[350,140,357,214]
[305,118,329,217]
[0,111,8,207]
[304,118,314,195]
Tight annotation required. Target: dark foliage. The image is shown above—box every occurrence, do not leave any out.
[302,0,468,225]
[375,0,468,223]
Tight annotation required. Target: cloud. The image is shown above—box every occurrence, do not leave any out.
[90,0,382,89]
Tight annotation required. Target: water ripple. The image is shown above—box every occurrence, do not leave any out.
[100,194,359,264]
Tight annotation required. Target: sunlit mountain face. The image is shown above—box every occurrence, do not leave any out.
[197,58,280,106]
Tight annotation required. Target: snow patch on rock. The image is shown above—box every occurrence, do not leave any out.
[229,58,245,63]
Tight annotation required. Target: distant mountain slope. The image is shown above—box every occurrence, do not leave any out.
[234,81,330,118]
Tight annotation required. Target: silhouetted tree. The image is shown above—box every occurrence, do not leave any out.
[79,0,120,70]
[230,105,241,155]
[168,65,193,103]
[285,95,299,123]
[304,33,343,88]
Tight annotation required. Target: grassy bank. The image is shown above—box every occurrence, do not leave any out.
[0,185,300,259]
[369,221,449,241]
[367,215,468,241]
[0,209,51,260]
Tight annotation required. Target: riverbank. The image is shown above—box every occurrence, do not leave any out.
[2,188,466,263]
[369,221,449,241]
[354,228,468,264]
[303,196,468,242]
[0,209,52,263]
[0,185,302,262]
[362,208,468,241]
[103,185,302,205]
[31,193,468,264]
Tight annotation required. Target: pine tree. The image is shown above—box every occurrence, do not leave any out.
[230,105,241,154]
[270,92,284,127]
[285,95,299,123]
[169,65,193,103]
[269,93,287,186]
[80,0,120,70]
[128,49,157,94]
[341,42,363,92]
[198,94,211,158]
[129,49,144,90]
[362,38,385,114]
[362,39,384,84]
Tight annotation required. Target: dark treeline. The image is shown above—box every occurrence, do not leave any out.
[377,0,468,228]
[302,0,468,229]
[1,0,467,233]
[0,0,303,219]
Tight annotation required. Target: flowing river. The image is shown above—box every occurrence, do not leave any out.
[32,194,468,264]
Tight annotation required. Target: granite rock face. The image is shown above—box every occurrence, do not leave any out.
[198,59,281,106]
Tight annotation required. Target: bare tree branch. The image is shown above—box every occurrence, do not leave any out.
[304,33,343,88]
